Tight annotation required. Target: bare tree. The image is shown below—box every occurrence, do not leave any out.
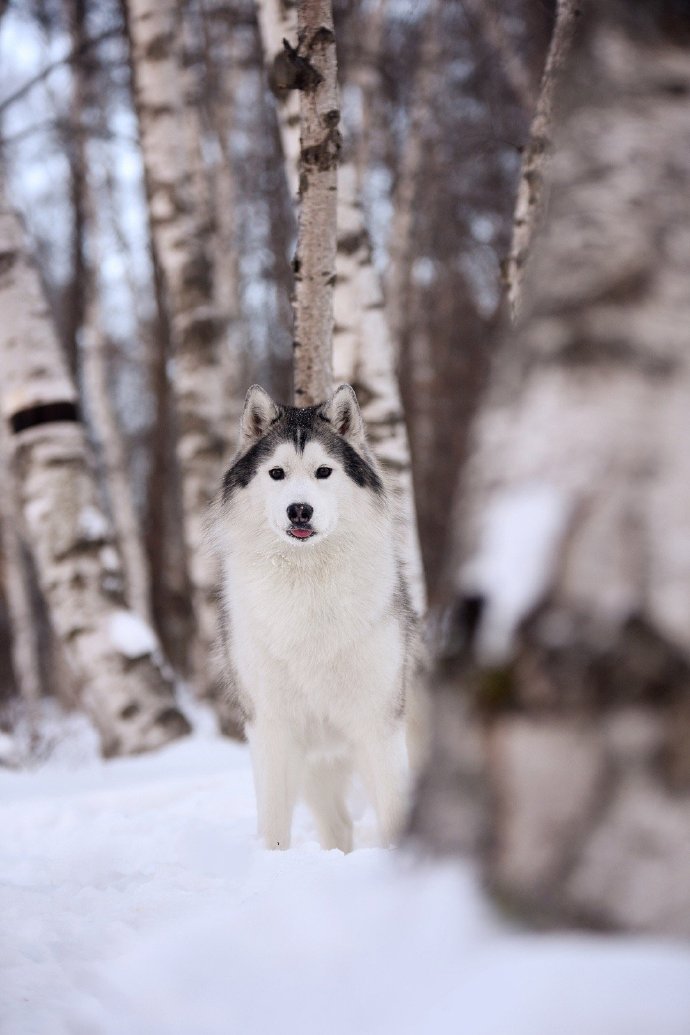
[504,0,581,318]
[412,0,690,937]
[0,190,190,756]
[125,0,230,700]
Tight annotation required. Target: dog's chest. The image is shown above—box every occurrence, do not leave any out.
[237,558,384,653]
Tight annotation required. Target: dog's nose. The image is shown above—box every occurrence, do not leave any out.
[287,502,313,525]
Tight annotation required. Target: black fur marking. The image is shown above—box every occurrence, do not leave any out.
[222,402,383,501]
[324,435,384,494]
[222,437,273,500]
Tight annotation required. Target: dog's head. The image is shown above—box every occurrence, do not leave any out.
[220,384,385,549]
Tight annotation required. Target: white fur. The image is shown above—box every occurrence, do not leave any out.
[216,397,416,851]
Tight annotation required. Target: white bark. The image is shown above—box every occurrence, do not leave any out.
[0,192,190,756]
[126,0,228,696]
[334,161,426,614]
[414,4,690,937]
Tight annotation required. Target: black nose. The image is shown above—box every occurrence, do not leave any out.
[287,502,313,525]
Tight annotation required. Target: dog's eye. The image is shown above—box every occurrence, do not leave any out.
[315,466,332,480]
[269,467,285,481]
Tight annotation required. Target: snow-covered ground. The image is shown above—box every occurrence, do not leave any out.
[2,706,690,1035]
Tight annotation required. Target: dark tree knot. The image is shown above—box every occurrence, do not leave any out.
[301,126,342,172]
[270,38,323,94]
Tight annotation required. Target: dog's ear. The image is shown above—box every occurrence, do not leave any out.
[240,385,279,444]
[321,384,365,444]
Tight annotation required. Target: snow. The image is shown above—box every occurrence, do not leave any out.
[463,483,570,662]
[107,609,158,659]
[1,710,689,1035]
[78,505,110,542]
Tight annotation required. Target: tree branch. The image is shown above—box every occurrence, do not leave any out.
[0,27,122,117]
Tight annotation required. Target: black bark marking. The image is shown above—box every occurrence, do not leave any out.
[10,401,81,434]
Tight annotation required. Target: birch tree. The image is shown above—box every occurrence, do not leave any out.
[257,0,426,609]
[65,2,153,627]
[412,0,690,937]
[291,0,340,405]
[125,0,230,701]
[0,190,190,756]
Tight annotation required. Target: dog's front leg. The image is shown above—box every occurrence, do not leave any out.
[248,718,300,850]
[356,726,409,848]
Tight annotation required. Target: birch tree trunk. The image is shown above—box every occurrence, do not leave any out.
[125,0,229,701]
[412,0,690,937]
[67,9,153,628]
[291,0,340,405]
[334,161,426,613]
[504,0,581,319]
[0,191,191,757]
[257,0,426,609]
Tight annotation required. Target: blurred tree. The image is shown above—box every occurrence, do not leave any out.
[0,433,42,722]
[124,0,239,729]
[412,0,690,937]
[0,188,191,755]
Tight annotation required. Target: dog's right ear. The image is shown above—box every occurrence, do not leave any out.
[240,385,279,444]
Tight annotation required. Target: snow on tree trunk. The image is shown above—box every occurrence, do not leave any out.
[291,0,340,405]
[0,193,191,757]
[504,0,580,319]
[125,0,229,704]
[411,1,690,938]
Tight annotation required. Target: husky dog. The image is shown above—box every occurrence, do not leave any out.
[216,383,421,851]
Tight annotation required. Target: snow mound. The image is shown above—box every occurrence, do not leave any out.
[108,609,158,659]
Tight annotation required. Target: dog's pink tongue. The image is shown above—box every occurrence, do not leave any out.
[290,528,313,539]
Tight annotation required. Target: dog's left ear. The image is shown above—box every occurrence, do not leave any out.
[321,384,365,445]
